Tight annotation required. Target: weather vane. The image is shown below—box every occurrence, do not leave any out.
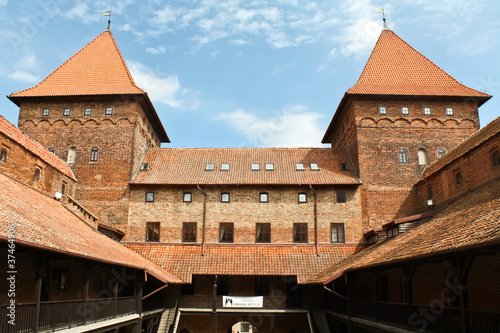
[103,7,113,31]
[376,5,389,30]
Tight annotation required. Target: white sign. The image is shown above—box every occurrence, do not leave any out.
[223,296,263,308]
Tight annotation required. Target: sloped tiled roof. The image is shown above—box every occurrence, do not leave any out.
[419,116,500,182]
[347,29,491,100]
[8,31,145,98]
[0,172,181,284]
[125,243,363,284]
[0,115,76,181]
[132,148,360,185]
[309,177,500,284]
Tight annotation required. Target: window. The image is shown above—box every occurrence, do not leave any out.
[428,186,433,199]
[221,192,230,203]
[61,182,66,195]
[417,148,428,165]
[259,192,269,203]
[105,107,113,115]
[146,222,160,242]
[379,106,387,115]
[251,163,260,171]
[182,222,196,242]
[293,223,308,243]
[183,192,192,202]
[63,108,71,116]
[298,192,307,203]
[140,163,150,171]
[398,149,407,164]
[339,163,349,171]
[241,323,251,332]
[310,163,320,171]
[84,107,92,116]
[424,107,431,115]
[34,168,41,181]
[455,170,463,186]
[145,192,155,202]
[438,149,446,158]
[0,148,7,163]
[387,225,399,238]
[492,149,500,167]
[67,147,77,164]
[42,108,49,116]
[58,270,71,290]
[205,163,215,171]
[446,107,454,116]
[402,107,409,115]
[265,163,274,171]
[48,147,54,153]
[90,147,98,162]
[221,163,230,171]
[296,163,305,171]
[331,223,345,243]
[256,223,271,243]
[337,191,346,203]
[220,223,234,243]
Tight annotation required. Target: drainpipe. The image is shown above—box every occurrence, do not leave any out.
[309,184,319,256]
[197,185,207,256]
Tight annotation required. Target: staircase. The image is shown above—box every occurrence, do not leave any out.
[311,311,330,333]
[157,307,177,333]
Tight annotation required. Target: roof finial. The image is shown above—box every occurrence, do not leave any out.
[376,5,389,30]
[103,7,113,31]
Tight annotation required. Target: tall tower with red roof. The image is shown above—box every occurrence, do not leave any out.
[322,28,491,231]
[8,31,169,231]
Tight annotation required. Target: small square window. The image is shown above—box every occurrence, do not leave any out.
[310,163,320,171]
[145,192,155,202]
[339,163,349,171]
[221,192,230,203]
[105,107,113,115]
[183,192,192,202]
[293,223,308,243]
[298,193,307,203]
[140,163,150,171]
[337,191,346,203]
[221,163,230,171]
[402,107,409,115]
[182,222,196,242]
[220,223,234,243]
[331,223,345,243]
[446,107,454,116]
[424,107,431,115]
[206,163,215,171]
[256,223,271,243]
[146,222,160,242]
[379,106,387,115]
[296,163,305,171]
[265,163,274,171]
[259,192,269,203]
[63,108,71,116]
[42,108,49,116]
[251,163,260,171]
[84,107,92,116]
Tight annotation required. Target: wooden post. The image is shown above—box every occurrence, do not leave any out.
[404,264,415,330]
[30,253,47,333]
[213,275,217,333]
[346,272,354,333]
[136,272,144,316]
[114,279,119,318]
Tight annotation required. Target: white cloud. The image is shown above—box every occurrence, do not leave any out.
[229,38,250,46]
[8,71,39,83]
[216,106,325,147]
[146,46,167,55]
[63,3,100,24]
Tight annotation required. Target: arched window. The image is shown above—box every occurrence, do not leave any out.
[34,168,41,181]
[90,147,98,162]
[398,149,407,164]
[0,148,7,163]
[438,149,446,158]
[418,148,429,165]
[492,149,500,167]
[67,147,77,164]
[48,147,54,154]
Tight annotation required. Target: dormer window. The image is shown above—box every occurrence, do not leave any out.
[310,163,320,171]
[296,163,305,171]
[140,163,150,171]
[446,107,454,116]
[63,108,71,116]
[42,108,49,116]
[251,163,260,171]
[424,107,431,115]
[402,107,409,115]
[221,163,230,171]
[265,163,274,171]
[105,107,113,115]
[379,106,387,115]
[205,163,215,171]
[339,163,349,171]
[84,107,92,116]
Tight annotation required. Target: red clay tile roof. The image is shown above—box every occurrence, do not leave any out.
[419,116,500,182]
[309,176,500,284]
[125,243,364,284]
[347,30,491,100]
[132,148,360,185]
[0,115,76,181]
[8,31,145,98]
[0,172,181,284]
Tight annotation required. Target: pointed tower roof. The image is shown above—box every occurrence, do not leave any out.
[347,29,491,100]
[8,31,145,98]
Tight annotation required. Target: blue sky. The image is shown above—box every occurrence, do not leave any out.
[0,0,499,148]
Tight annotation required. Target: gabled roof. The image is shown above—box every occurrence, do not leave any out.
[131,148,361,185]
[0,172,181,284]
[8,31,145,98]
[347,29,491,100]
[419,116,500,182]
[125,243,363,284]
[309,177,500,284]
[0,115,76,181]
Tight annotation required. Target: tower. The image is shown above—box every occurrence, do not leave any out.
[8,31,169,231]
[322,29,491,230]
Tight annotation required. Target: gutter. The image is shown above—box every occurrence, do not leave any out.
[309,184,319,256]
[197,185,207,256]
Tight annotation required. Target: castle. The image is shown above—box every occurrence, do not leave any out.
[0,25,499,333]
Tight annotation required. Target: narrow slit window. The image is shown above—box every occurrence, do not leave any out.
[0,148,7,163]
[34,168,41,181]
[90,147,98,162]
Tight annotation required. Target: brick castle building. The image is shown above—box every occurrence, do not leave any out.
[1,24,499,333]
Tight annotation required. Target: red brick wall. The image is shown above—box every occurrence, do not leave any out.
[467,252,500,311]
[126,184,362,244]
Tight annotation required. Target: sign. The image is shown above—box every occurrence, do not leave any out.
[223,296,263,308]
